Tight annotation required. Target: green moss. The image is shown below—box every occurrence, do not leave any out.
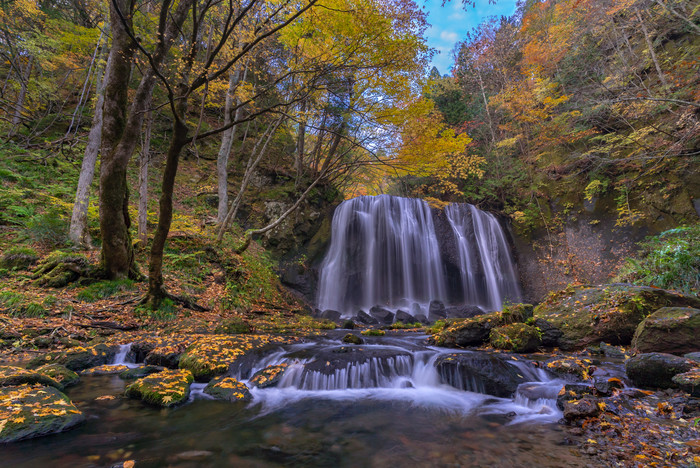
[203,376,252,402]
[361,329,385,336]
[36,364,80,389]
[214,317,252,334]
[0,246,38,269]
[489,323,542,353]
[0,291,47,318]
[77,279,135,302]
[125,369,194,407]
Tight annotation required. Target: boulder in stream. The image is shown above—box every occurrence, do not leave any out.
[625,352,697,389]
[434,352,528,398]
[204,376,252,402]
[489,323,541,353]
[342,333,363,345]
[0,385,85,443]
[369,306,394,324]
[395,310,416,323]
[632,307,700,355]
[27,343,118,372]
[355,311,379,325]
[35,364,80,390]
[250,364,289,388]
[428,300,447,321]
[125,369,194,407]
[0,365,63,389]
[672,369,700,397]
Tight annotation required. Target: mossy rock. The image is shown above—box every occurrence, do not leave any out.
[342,333,363,345]
[36,364,79,390]
[545,357,594,381]
[0,366,62,389]
[214,318,252,334]
[125,369,194,407]
[671,369,700,397]
[534,284,700,350]
[28,344,118,371]
[0,385,85,443]
[249,364,288,388]
[203,376,252,402]
[119,366,164,380]
[632,307,700,355]
[178,335,294,381]
[0,247,38,270]
[32,251,92,288]
[490,323,541,353]
[625,352,696,389]
[80,364,131,376]
[500,303,534,324]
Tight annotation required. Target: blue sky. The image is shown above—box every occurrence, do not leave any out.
[422,0,519,74]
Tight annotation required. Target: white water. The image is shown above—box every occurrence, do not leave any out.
[108,343,140,369]
[316,195,521,317]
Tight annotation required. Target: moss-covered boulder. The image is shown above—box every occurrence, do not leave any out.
[342,333,363,345]
[0,385,85,443]
[533,284,700,350]
[35,364,79,390]
[204,376,252,402]
[0,366,62,389]
[119,366,164,380]
[178,335,294,381]
[28,343,118,371]
[430,304,535,348]
[545,357,594,381]
[125,369,194,407]
[80,364,130,375]
[672,369,700,397]
[249,364,288,388]
[0,247,38,270]
[625,352,697,389]
[489,323,541,353]
[632,307,700,355]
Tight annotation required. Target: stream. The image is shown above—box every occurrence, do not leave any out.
[0,332,603,467]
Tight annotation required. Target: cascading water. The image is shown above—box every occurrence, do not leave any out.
[317,195,521,316]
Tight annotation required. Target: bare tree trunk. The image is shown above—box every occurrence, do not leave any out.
[654,0,700,34]
[476,68,496,145]
[636,8,669,88]
[65,31,104,139]
[138,107,152,243]
[216,63,247,223]
[295,99,307,186]
[69,50,111,248]
[8,56,33,137]
[217,117,284,242]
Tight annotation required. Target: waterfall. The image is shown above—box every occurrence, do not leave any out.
[317,195,520,316]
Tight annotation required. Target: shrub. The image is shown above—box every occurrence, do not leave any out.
[615,224,699,295]
[25,209,69,247]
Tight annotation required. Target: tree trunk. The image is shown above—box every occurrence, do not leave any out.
[69,48,111,248]
[146,93,189,306]
[216,64,247,223]
[636,8,669,88]
[8,56,33,137]
[138,108,152,243]
[295,99,307,186]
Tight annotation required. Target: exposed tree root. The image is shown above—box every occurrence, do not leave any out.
[139,287,209,313]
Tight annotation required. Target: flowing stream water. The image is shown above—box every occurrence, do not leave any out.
[0,332,599,467]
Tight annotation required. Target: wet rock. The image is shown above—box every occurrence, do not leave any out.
[0,385,85,443]
[444,305,485,319]
[176,451,214,461]
[534,284,700,350]
[395,310,416,323]
[428,300,447,321]
[625,352,696,389]
[178,335,295,381]
[545,357,593,381]
[435,352,527,398]
[341,320,355,329]
[250,364,289,388]
[125,369,194,407]
[369,306,394,324]
[0,366,63,389]
[599,342,626,358]
[318,310,342,322]
[27,343,118,372]
[533,318,563,347]
[489,323,541,353]
[685,352,700,363]
[672,369,700,397]
[204,376,252,402]
[556,384,593,410]
[342,333,363,345]
[355,311,379,325]
[81,365,130,376]
[119,366,164,380]
[563,397,601,421]
[430,314,498,347]
[593,377,624,396]
[36,364,80,390]
[632,307,700,355]
[517,382,562,401]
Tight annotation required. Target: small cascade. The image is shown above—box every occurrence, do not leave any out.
[110,343,137,367]
[316,195,521,317]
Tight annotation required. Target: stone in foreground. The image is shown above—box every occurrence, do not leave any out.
[632,307,700,355]
[36,364,80,390]
[28,343,118,371]
[204,376,252,402]
[625,352,696,389]
[0,366,63,389]
[672,369,700,397]
[0,385,85,443]
[125,369,194,407]
[249,364,288,388]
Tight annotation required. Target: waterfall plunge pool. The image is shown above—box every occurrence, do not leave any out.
[0,332,600,467]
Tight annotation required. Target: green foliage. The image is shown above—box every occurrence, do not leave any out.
[0,246,38,269]
[76,279,135,302]
[615,224,700,295]
[222,250,281,311]
[0,291,47,318]
[425,319,447,335]
[135,298,178,321]
[24,209,69,247]
[388,322,423,330]
[361,329,385,336]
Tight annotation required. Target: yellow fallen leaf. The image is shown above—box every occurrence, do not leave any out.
[123,460,135,468]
